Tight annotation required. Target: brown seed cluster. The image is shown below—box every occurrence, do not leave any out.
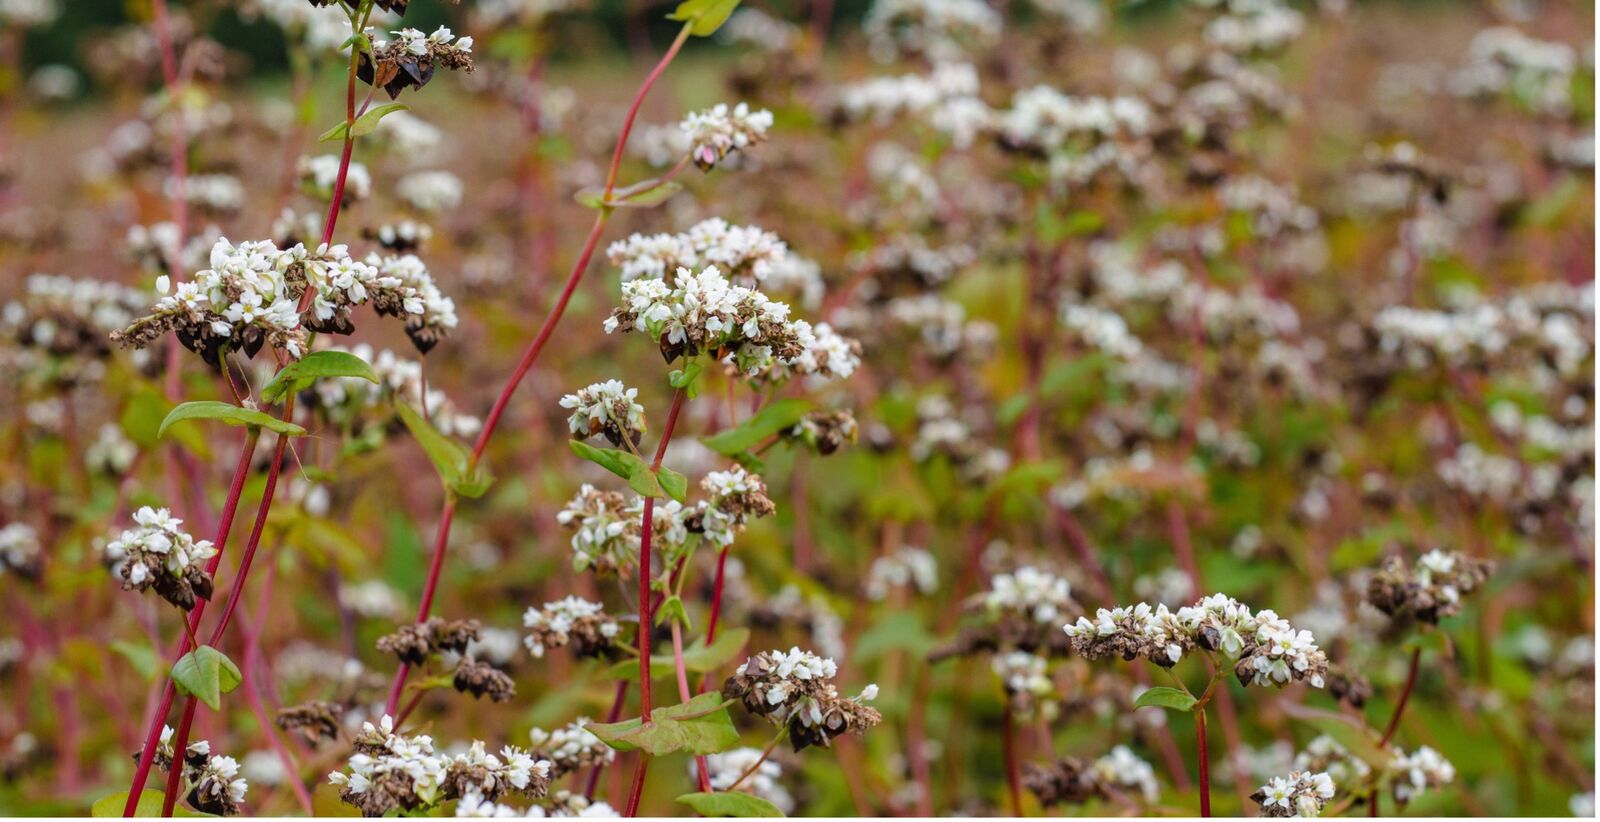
[453,657,516,702]
[358,33,474,100]
[376,617,481,665]
[785,409,860,455]
[1367,550,1493,625]
[722,650,882,752]
[275,701,344,746]
[1023,757,1107,807]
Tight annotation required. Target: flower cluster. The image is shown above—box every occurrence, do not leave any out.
[522,596,621,659]
[527,719,614,779]
[863,0,1002,62]
[135,726,249,816]
[1,273,151,374]
[991,651,1057,720]
[606,265,807,374]
[559,380,646,446]
[298,154,372,203]
[396,170,464,213]
[722,648,882,751]
[327,717,551,817]
[103,507,217,610]
[1064,593,1330,688]
[785,409,859,456]
[1366,550,1493,625]
[1024,745,1159,807]
[1292,735,1370,790]
[680,102,773,170]
[1251,770,1335,818]
[1386,745,1454,806]
[360,26,475,99]
[557,485,652,574]
[998,86,1153,154]
[693,466,776,547]
[0,523,42,579]
[606,218,788,285]
[982,566,1076,626]
[865,546,938,600]
[376,616,481,666]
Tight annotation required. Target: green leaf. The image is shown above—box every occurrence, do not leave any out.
[586,692,739,756]
[574,178,684,210]
[667,0,743,36]
[606,627,752,680]
[676,792,785,817]
[658,467,688,503]
[701,399,812,456]
[110,640,159,681]
[159,401,306,439]
[91,790,209,817]
[319,103,409,142]
[569,440,664,498]
[396,402,493,498]
[170,646,242,712]
[260,350,379,404]
[669,362,704,389]
[1132,686,1197,712]
[658,595,691,629]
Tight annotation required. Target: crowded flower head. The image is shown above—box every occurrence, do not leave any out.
[103,506,217,611]
[327,715,551,817]
[522,596,622,659]
[1252,770,1335,818]
[722,647,882,751]
[559,380,646,446]
[605,264,806,375]
[680,102,773,170]
[359,25,475,99]
[1063,592,1330,688]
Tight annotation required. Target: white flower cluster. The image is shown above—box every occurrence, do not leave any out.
[0,0,58,27]
[176,174,248,215]
[1450,26,1577,115]
[298,154,372,202]
[328,717,549,817]
[880,293,994,360]
[526,790,620,817]
[1253,770,1335,818]
[752,647,837,706]
[559,380,646,445]
[1292,735,1371,789]
[1204,1,1305,54]
[557,486,686,574]
[362,251,459,351]
[0,523,41,578]
[150,726,249,815]
[605,265,805,375]
[2,273,151,356]
[522,596,620,658]
[382,26,475,57]
[1388,746,1454,805]
[833,63,982,131]
[758,321,862,385]
[528,719,615,778]
[864,0,1002,62]
[999,86,1153,153]
[983,567,1076,625]
[991,651,1057,720]
[697,466,776,547]
[104,506,217,609]
[1061,303,1144,359]
[397,170,465,213]
[374,110,444,162]
[1092,745,1160,803]
[865,546,939,600]
[696,748,795,813]
[1064,593,1329,688]
[680,103,774,170]
[247,0,378,53]
[725,648,883,749]
[607,218,789,285]
[719,8,800,51]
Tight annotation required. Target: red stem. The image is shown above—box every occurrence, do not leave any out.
[1369,646,1424,817]
[602,24,692,199]
[123,431,260,816]
[584,681,631,799]
[1196,708,1211,817]
[704,547,729,643]
[1001,703,1022,815]
[671,621,713,793]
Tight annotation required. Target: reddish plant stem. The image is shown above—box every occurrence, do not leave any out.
[584,681,631,799]
[671,621,713,793]
[1368,646,1423,817]
[123,430,260,816]
[704,547,729,643]
[1001,703,1023,816]
[382,24,695,719]
[239,548,315,815]
[622,755,650,817]
[1196,707,1211,817]
[163,424,293,816]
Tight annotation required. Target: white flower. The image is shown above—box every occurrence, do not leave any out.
[680,103,774,170]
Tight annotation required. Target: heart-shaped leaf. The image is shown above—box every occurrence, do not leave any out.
[586,692,739,756]
[658,467,689,503]
[159,401,306,439]
[170,646,242,712]
[667,0,743,36]
[319,102,409,142]
[260,350,379,404]
[676,792,785,817]
[570,440,666,498]
[701,399,812,457]
[397,402,493,499]
[1132,686,1197,712]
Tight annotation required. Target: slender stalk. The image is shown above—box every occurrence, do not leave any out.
[1196,707,1211,817]
[1002,703,1022,816]
[1369,646,1423,817]
[704,547,729,643]
[622,754,649,817]
[725,727,786,792]
[671,620,713,793]
[123,430,260,816]
[381,23,696,718]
